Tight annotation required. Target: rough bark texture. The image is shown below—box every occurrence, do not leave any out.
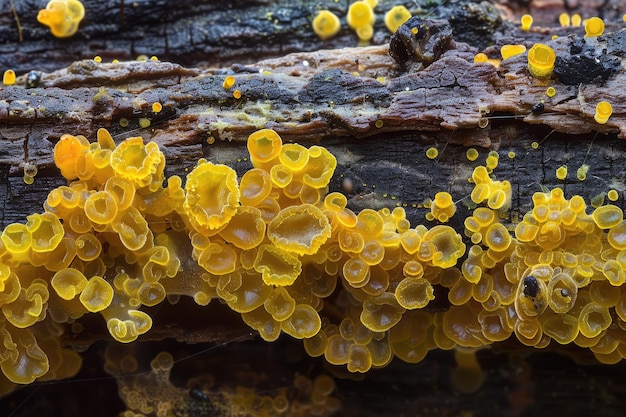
[2,1,626,417]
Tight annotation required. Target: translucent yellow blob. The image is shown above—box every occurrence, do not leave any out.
[222,75,235,90]
[466,148,479,161]
[268,204,331,256]
[151,102,162,113]
[559,13,570,27]
[473,53,488,63]
[577,164,589,181]
[426,147,438,159]
[37,0,85,38]
[347,1,375,30]
[527,43,555,78]
[607,189,619,202]
[571,14,582,27]
[313,10,341,41]
[546,87,556,97]
[556,165,567,180]
[248,128,282,164]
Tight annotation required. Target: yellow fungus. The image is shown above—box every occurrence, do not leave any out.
[93,56,102,63]
[51,268,87,300]
[577,164,589,181]
[531,141,539,149]
[119,118,129,127]
[233,89,242,99]
[556,165,567,180]
[500,44,526,60]
[150,55,158,61]
[571,13,582,27]
[508,151,515,159]
[478,117,489,128]
[527,43,556,79]
[473,53,488,63]
[138,118,151,128]
[607,189,619,202]
[466,148,479,161]
[411,27,418,35]
[268,204,331,256]
[312,10,341,41]
[520,14,533,31]
[584,17,604,37]
[594,101,612,124]
[356,25,374,42]
[384,5,411,33]
[426,147,438,159]
[546,87,556,97]
[151,102,162,113]
[347,1,375,30]
[375,119,384,128]
[37,0,85,38]
[559,13,570,27]
[3,69,16,86]
[254,244,302,286]
[592,205,623,229]
[222,75,236,90]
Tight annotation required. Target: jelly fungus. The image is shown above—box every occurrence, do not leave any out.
[384,6,412,33]
[313,10,341,41]
[594,101,612,124]
[521,14,533,31]
[37,0,85,38]
[527,44,556,79]
[584,17,604,37]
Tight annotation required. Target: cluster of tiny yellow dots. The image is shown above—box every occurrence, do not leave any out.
[426,147,439,159]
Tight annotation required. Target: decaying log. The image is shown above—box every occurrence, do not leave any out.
[3,1,626,417]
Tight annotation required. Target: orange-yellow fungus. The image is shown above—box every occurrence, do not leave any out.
[51,268,87,300]
[222,75,236,90]
[584,17,604,37]
[473,53,488,63]
[184,160,240,232]
[151,102,162,113]
[254,244,302,286]
[426,147,439,160]
[500,44,526,60]
[3,69,16,86]
[84,191,118,224]
[384,5,411,33]
[26,212,64,253]
[79,276,113,312]
[37,0,85,38]
[312,10,341,41]
[430,192,456,223]
[219,206,266,250]
[594,101,612,124]
[248,128,282,164]
[93,56,102,63]
[347,1,375,30]
[356,25,374,42]
[593,205,623,229]
[520,14,533,31]
[233,89,242,99]
[54,134,89,180]
[559,13,570,27]
[268,204,331,256]
[110,137,164,186]
[571,14,582,27]
[527,43,556,78]
[546,87,556,97]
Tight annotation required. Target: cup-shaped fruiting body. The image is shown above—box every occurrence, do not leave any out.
[312,10,341,40]
[571,13,582,27]
[527,43,556,79]
[37,0,85,38]
[500,44,526,60]
[427,191,456,222]
[184,160,240,233]
[347,1,375,29]
[384,5,411,33]
[594,101,612,124]
[584,17,604,37]
[520,14,533,31]
[3,69,16,86]
[559,13,570,27]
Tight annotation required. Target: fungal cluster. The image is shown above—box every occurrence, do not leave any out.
[0,125,625,393]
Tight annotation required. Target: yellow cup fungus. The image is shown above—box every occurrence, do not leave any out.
[584,17,605,37]
[37,0,85,38]
[527,43,556,79]
[594,101,612,124]
[520,14,533,31]
[571,13,582,27]
[559,13,570,27]
[312,10,341,41]
[3,69,16,86]
[500,44,526,60]
[384,5,411,33]
[347,1,376,41]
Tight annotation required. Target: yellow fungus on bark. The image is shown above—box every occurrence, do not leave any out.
[556,165,567,180]
[347,1,375,30]
[594,101,612,124]
[466,148,479,161]
[151,102,162,113]
[312,10,341,41]
[473,53,488,63]
[222,75,236,89]
[546,87,556,97]
[37,0,85,38]
[559,13,570,27]
[584,17,604,37]
[384,5,411,33]
[500,44,526,60]
[607,190,619,202]
[520,14,533,31]
[527,43,556,79]
[3,70,16,86]
[571,14,582,27]
[426,147,438,159]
